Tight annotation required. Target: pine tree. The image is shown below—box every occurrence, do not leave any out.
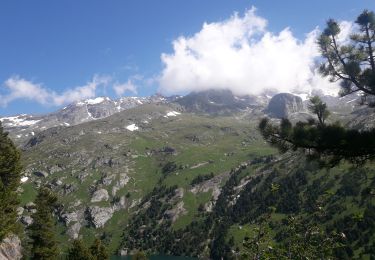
[318,10,375,101]
[0,121,22,240]
[90,238,109,260]
[29,187,59,260]
[308,96,330,125]
[67,240,93,260]
[259,10,375,166]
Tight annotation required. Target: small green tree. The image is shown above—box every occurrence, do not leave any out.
[90,238,109,260]
[29,187,59,260]
[241,208,275,260]
[0,121,22,240]
[132,250,147,260]
[241,184,344,259]
[308,96,330,125]
[67,240,93,260]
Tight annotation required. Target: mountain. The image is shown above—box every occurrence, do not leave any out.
[8,89,375,259]
[0,96,168,144]
[2,90,362,145]
[175,89,268,115]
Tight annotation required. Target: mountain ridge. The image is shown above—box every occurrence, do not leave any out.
[0,89,365,145]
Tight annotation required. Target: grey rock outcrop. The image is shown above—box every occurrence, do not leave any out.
[266,93,304,118]
[16,207,24,216]
[91,189,109,203]
[20,216,33,226]
[67,222,81,239]
[112,196,127,211]
[163,201,187,222]
[61,212,78,225]
[88,206,114,228]
[24,202,35,210]
[0,235,22,260]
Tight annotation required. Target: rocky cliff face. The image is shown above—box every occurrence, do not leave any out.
[0,235,22,260]
[175,89,265,115]
[266,93,304,118]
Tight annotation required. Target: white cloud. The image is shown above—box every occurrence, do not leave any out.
[159,7,353,96]
[0,75,111,107]
[52,75,111,106]
[113,79,138,96]
[1,76,52,106]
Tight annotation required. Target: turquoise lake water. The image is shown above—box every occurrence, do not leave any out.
[111,256,197,260]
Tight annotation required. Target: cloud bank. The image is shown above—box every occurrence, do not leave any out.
[159,7,351,96]
[0,75,137,107]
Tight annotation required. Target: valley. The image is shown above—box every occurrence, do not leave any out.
[2,89,374,258]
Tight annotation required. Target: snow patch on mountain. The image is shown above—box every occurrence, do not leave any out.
[0,116,41,127]
[86,97,110,105]
[126,124,139,131]
[20,177,29,183]
[165,111,181,117]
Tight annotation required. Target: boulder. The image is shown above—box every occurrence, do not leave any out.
[62,183,76,195]
[48,164,63,174]
[111,173,129,196]
[20,216,33,226]
[266,93,304,118]
[100,175,114,186]
[52,179,63,186]
[67,222,81,240]
[88,206,114,228]
[0,235,22,260]
[61,212,78,225]
[91,189,109,203]
[24,202,35,211]
[16,207,24,216]
[112,196,127,211]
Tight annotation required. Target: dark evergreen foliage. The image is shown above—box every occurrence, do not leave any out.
[90,238,109,260]
[67,238,108,260]
[0,121,22,240]
[318,10,375,100]
[118,154,375,258]
[67,240,93,260]
[161,161,178,175]
[190,172,214,186]
[29,187,59,260]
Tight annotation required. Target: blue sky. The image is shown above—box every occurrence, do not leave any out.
[1,0,374,116]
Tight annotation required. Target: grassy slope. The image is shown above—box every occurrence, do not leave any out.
[18,105,276,253]
[19,102,375,258]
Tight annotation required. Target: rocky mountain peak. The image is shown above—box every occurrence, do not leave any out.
[266,93,304,118]
[175,89,262,115]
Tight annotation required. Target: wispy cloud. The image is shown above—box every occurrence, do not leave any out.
[159,7,353,96]
[0,74,143,107]
[52,75,111,105]
[113,79,138,96]
[0,75,111,107]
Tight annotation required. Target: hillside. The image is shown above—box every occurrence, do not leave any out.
[4,90,375,258]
